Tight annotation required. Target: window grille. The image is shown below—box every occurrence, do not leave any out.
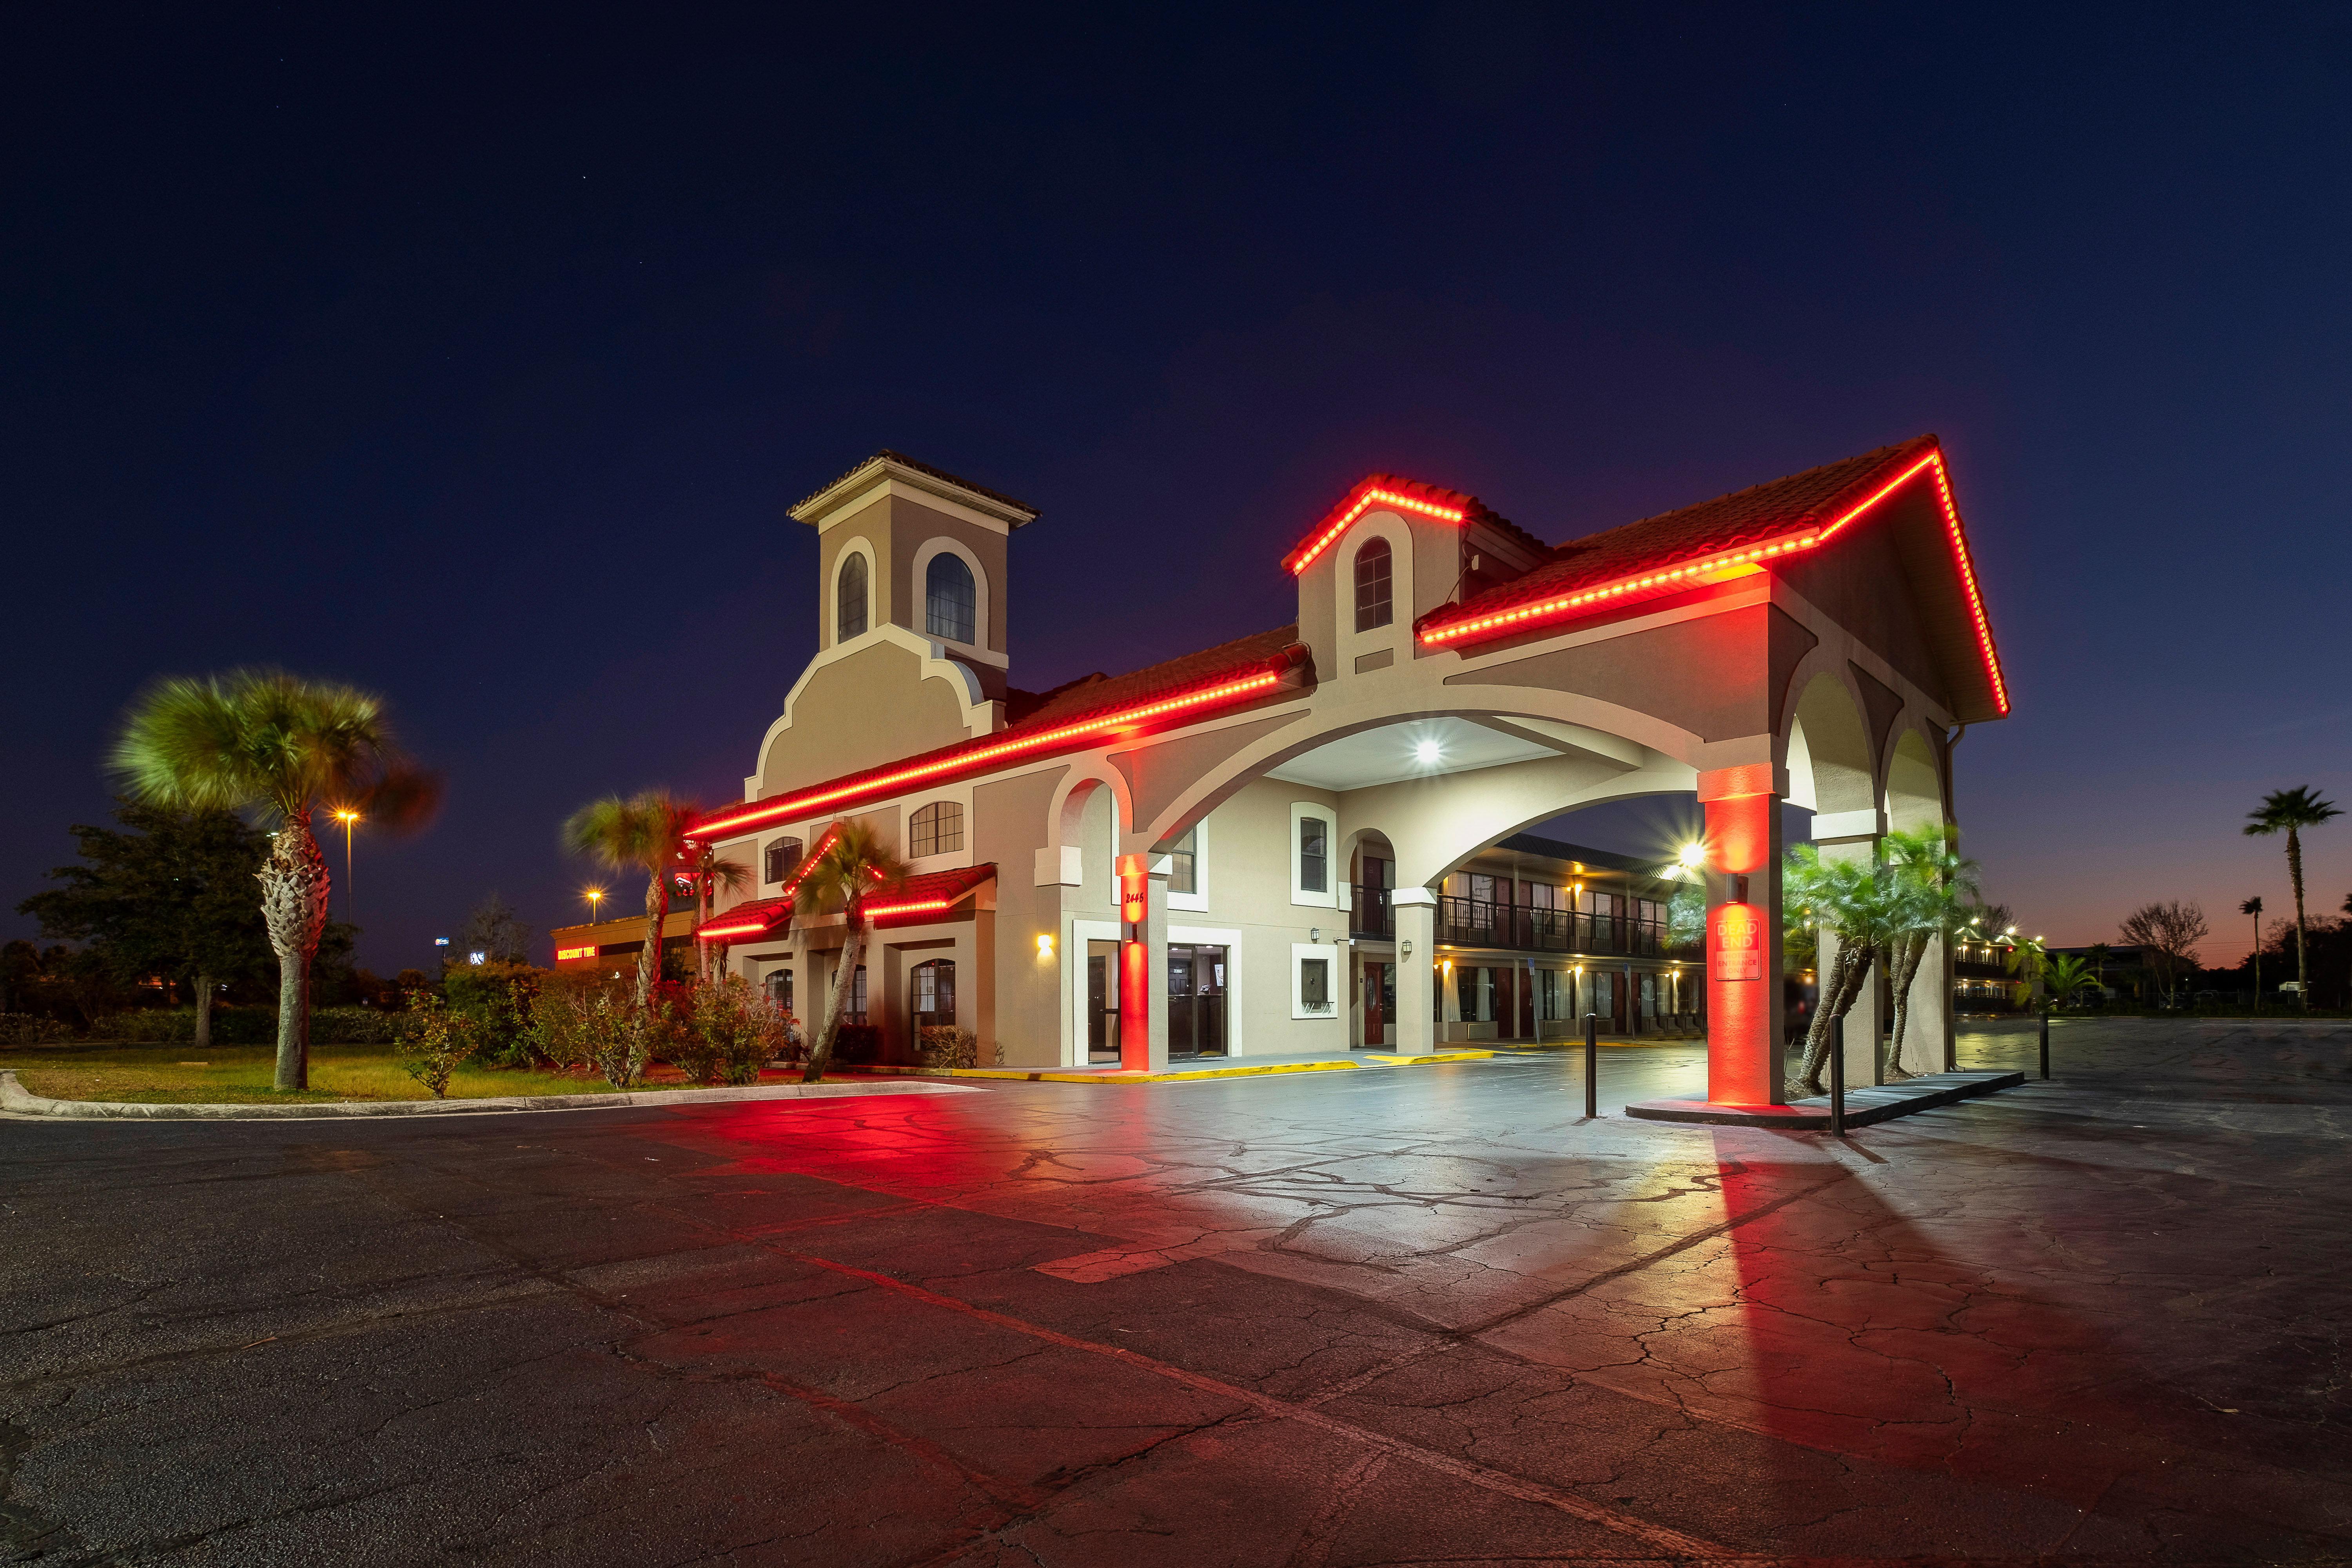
[925,553,976,644]
[837,552,867,642]
[764,837,802,885]
[1167,827,1197,895]
[1353,539,1393,631]
[909,801,964,858]
[1299,816,1328,894]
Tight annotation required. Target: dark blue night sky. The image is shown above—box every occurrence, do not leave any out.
[7,5,2349,969]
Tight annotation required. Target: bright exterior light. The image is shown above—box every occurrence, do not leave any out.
[1036,933,1055,959]
[2005,926,2018,935]
[1678,842,1706,868]
[1414,740,1442,764]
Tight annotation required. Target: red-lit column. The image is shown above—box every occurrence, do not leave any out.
[1116,854,1169,1072]
[1698,764,1786,1108]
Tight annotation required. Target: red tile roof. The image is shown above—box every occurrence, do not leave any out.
[791,449,1040,521]
[695,895,793,943]
[1415,434,2009,720]
[864,863,997,926]
[1426,436,1940,635]
[690,631,1311,843]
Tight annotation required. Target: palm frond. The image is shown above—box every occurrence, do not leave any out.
[112,668,415,826]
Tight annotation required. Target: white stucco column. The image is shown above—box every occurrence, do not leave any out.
[1390,889,1436,1056]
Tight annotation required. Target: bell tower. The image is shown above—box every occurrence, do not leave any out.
[788,450,1038,698]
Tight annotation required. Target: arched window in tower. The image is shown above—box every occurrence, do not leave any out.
[926,552,976,644]
[837,551,868,642]
[1353,538,1393,631]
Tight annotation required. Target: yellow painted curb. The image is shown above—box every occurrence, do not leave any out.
[853,1050,1493,1085]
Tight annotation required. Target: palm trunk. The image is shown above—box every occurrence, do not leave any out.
[1887,931,1927,1081]
[1797,939,1871,1094]
[194,972,213,1049]
[2290,828,2309,1010]
[2250,913,2260,1011]
[634,869,664,1010]
[258,819,330,1091]
[803,916,866,1083]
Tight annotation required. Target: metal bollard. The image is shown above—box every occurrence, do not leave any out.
[1829,1033,1847,1138]
[2039,1012,2050,1080]
[1584,1012,1599,1118]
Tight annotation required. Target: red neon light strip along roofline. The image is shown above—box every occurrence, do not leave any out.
[1286,487,1465,575]
[862,895,955,920]
[1416,449,2007,715]
[691,669,1284,842]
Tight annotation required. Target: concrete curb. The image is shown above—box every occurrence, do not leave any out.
[0,1069,982,1122]
[1624,1069,2025,1129]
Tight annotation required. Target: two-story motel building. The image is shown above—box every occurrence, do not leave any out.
[685,441,2007,1102]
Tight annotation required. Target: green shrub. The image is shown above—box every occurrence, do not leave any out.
[916,1025,978,1070]
[310,1007,403,1045]
[0,1014,73,1047]
[678,975,791,1085]
[443,962,546,1067]
[397,992,481,1098]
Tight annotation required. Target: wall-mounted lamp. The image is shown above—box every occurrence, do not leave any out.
[1401,939,1413,957]
[1309,926,1321,943]
[1035,933,1055,960]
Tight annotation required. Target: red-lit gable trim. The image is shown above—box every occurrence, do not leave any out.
[1281,478,1468,575]
[696,896,793,943]
[689,659,1301,845]
[1416,450,2009,717]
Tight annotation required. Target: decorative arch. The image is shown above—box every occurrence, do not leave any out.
[1340,512,1416,667]
[1885,724,1945,833]
[1783,667,1877,819]
[909,534,994,656]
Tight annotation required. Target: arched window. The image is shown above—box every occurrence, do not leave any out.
[925,552,976,644]
[909,800,964,858]
[764,837,802,886]
[1353,538,1393,631]
[912,959,956,1025]
[836,551,868,642]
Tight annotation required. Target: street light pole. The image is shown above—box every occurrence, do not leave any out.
[332,809,360,924]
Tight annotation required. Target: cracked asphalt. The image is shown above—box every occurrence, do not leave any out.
[4,1017,2347,1565]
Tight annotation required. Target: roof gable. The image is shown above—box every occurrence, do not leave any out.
[1417,436,2009,720]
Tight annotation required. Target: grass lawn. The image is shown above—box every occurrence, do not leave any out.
[3,1043,817,1105]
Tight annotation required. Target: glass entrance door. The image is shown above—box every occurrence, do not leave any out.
[1167,944,1229,1057]
[1086,942,1120,1062]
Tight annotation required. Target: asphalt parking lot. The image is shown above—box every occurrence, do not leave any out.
[5,1018,2348,1565]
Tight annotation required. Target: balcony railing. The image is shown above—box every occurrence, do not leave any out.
[1350,884,1393,938]
[1437,896,1673,958]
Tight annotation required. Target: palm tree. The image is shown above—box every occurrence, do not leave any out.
[2040,953,2099,1010]
[563,791,695,1009]
[1880,825,1980,1081]
[685,842,752,982]
[1784,843,1904,1096]
[793,819,908,1083]
[2244,787,2340,1011]
[112,670,439,1091]
[2002,934,2047,1009]
[2240,897,2263,1010]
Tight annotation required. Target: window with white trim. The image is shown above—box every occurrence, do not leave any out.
[909,800,964,858]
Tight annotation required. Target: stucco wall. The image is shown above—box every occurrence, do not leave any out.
[760,642,972,793]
